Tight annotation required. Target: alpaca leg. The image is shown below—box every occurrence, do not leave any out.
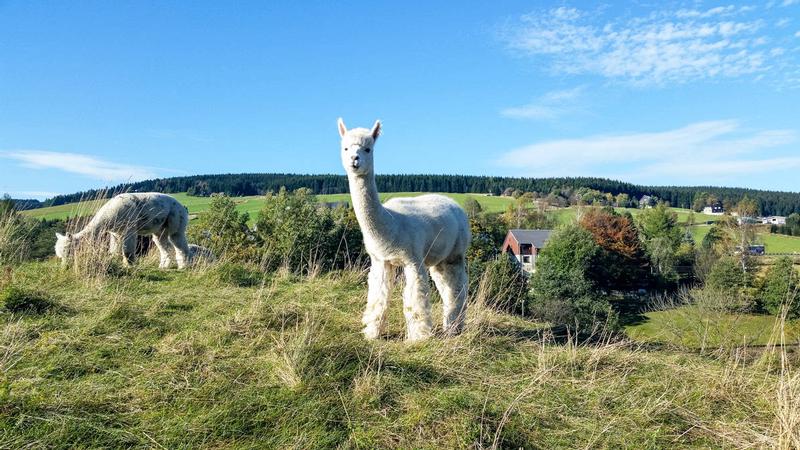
[432,260,468,336]
[403,263,433,342]
[169,232,190,269]
[109,233,121,257]
[153,233,173,269]
[361,260,394,340]
[122,234,137,266]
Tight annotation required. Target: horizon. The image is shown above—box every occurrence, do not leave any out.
[14,172,800,204]
[2,1,800,199]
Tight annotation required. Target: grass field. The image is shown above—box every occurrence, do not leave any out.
[21,192,516,221]
[626,307,800,347]
[2,260,798,448]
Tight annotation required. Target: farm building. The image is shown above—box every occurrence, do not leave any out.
[501,229,553,274]
[702,205,725,215]
[761,216,787,225]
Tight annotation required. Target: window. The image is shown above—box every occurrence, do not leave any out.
[522,255,531,264]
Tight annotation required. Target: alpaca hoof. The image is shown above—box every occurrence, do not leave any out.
[405,328,432,342]
[362,325,382,340]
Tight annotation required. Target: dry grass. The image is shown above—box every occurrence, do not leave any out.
[1,257,799,448]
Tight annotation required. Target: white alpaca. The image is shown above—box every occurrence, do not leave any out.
[55,193,190,269]
[338,118,471,341]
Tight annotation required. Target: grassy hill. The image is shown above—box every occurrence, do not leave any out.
[2,261,798,448]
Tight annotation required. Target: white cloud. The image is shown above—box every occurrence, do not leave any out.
[782,0,799,6]
[501,5,797,85]
[501,86,585,120]
[496,120,799,182]
[1,190,60,200]
[795,30,800,37]
[0,150,160,182]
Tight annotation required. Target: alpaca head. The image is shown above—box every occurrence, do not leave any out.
[338,118,381,177]
[54,232,74,260]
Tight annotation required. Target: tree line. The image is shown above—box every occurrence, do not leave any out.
[25,173,800,216]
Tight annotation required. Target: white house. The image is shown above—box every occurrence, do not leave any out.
[761,216,787,225]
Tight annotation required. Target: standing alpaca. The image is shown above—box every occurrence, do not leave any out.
[338,118,471,341]
[55,193,190,269]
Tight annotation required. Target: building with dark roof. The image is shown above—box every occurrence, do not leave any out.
[500,229,553,274]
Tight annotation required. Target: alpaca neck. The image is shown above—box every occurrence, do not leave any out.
[348,174,394,245]
[74,215,106,241]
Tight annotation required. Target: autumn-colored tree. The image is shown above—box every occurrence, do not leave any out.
[580,208,642,259]
[579,208,648,290]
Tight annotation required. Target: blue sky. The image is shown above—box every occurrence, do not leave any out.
[1,1,799,199]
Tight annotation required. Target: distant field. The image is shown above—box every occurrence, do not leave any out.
[626,306,800,347]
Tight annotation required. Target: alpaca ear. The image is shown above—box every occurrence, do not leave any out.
[56,232,64,239]
[371,120,382,140]
[337,118,347,138]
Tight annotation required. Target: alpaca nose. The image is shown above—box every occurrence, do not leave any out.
[350,155,360,168]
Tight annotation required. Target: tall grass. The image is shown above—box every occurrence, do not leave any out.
[0,210,30,265]
[2,256,800,447]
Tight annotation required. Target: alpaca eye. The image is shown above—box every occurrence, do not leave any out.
[344,147,348,151]
[364,147,371,153]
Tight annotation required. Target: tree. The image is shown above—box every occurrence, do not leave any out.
[463,198,482,219]
[705,257,751,297]
[637,203,683,283]
[529,224,618,335]
[760,257,800,318]
[579,208,648,290]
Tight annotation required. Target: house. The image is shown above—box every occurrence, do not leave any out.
[736,244,766,256]
[638,195,654,209]
[761,216,787,225]
[501,229,553,274]
[702,205,724,215]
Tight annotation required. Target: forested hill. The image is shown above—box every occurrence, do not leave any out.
[40,173,800,216]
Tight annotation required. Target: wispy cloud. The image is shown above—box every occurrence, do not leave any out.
[0,190,61,200]
[0,150,161,182]
[501,86,585,120]
[500,5,798,86]
[496,120,799,183]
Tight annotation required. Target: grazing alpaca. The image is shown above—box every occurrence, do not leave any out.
[338,118,471,341]
[55,193,190,269]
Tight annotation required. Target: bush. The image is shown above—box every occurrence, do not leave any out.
[704,257,755,312]
[1,285,54,314]
[760,256,800,318]
[529,224,618,335]
[254,188,363,273]
[187,194,257,262]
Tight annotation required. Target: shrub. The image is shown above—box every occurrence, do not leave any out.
[704,257,755,312]
[254,188,363,273]
[529,224,618,335]
[760,256,800,318]
[187,194,257,262]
